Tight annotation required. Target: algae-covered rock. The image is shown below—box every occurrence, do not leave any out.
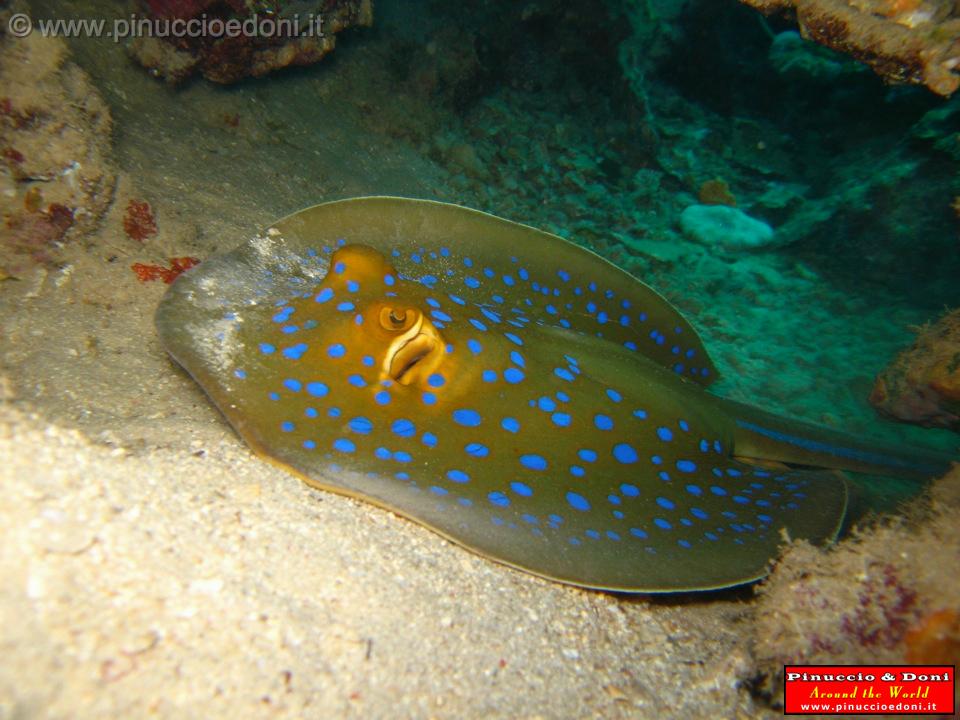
[870,309,960,432]
[753,466,960,703]
[129,0,373,84]
[679,203,775,250]
[0,20,115,272]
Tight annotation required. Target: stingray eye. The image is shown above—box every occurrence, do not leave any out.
[379,306,412,331]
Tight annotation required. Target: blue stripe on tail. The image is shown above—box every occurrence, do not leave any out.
[734,418,940,475]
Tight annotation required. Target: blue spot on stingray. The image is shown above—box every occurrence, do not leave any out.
[481,308,501,324]
[520,454,548,471]
[554,367,575,382]
[504,368,525,384]
[333,438,355,454]
[427,373,445,388]
[678,539,692,549]
[685,484,703,496]
[607,531,621,541]
[383,274,395,286]
[447,470,470,484]
[505,332,523,346]
[303,440,316,450]
[465,442,489,458]
[464,277,480,289]
[346,280,360,293]
[566,492,590,512]
[551,412,571,427]
[430,486,448,496]
[281,421,294,432]
[482,370,497,383]
[657,427,673,442]
[283,378,302,392]
[613,443,639,464]
[392,419,416,437]
[733,496,750,505]
[375,447,392,460]
[348,374,367,388]
[259,343,275,355]
[431,310,452,323]
[676,459,697,473]
[607,494,621,506]
[349,417,373,434]
[537,396,557,412]
[315,288,334,303]
[488,491,510,508]
[678,419,690,432]
[306,382,328,398]
[327,343,346,359]
[594,414,614,431]
[282,343,308,360]
[453,409,482,427]
[569,465,585,477]
[304,408,318,418]
[630,528,648,539]
[656,497,675,510]
[509,351,525,368]
[469,319,487,332]
[421,392,437,405]
[710,486,727,496]
[605,388,622,403]
[578,449,598,463]
[691,508,709,520]
[374,390,391,406]
[654,518,672,530]
[501,417,520,433]
[422,432,438,447]
[467,339,482,354]
[621,483,640,497]
[511,481,532,497]
[362,355,375,367]
[394,451,413,463]
[336,301,355,312]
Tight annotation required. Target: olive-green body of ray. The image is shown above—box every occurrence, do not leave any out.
[156,197,956,593]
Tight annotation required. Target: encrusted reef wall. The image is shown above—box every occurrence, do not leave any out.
[740,0,960,96]
[128,0,373,83]
[871,308,960,432]
[752,465,960,707]
[0,5,115,275]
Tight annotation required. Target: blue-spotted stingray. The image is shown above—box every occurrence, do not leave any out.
[156,197,957,593]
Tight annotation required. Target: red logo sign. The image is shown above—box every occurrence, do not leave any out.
[783,665,955,715]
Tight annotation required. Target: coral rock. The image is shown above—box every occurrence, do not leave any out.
[128,0,374,84]
[741,0,960,96]
[0,25,115,271]
[679,204,775,250]
[870,309,960,432]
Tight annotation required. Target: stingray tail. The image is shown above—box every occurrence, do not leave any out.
[721,399,958,481]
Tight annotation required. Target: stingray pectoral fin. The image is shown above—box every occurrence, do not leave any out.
[270,196,720,386]
[546,463,849,593]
